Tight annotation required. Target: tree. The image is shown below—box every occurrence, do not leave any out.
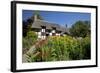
[70,21,90,37]
[23,18,33,37]
[84,21,91,36]
[23,11,44,37]
[23,20,27,37]
[33,11,44,20]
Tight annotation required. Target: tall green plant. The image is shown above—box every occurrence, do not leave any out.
[23,31,38,54]
[27,35,91,62]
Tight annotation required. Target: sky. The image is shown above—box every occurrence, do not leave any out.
[23,10,91,27]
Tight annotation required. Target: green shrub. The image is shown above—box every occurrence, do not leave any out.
[22,31,38,54]
[81,36,91,59]
[27,35,91,62]
[26,31,38,44]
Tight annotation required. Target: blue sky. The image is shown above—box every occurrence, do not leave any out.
[23,10,91,27]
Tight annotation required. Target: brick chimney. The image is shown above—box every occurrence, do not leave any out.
[34,14,38,21]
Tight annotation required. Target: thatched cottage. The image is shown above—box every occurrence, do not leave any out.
[31,15,69,39]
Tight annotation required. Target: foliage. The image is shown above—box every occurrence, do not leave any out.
[81,36,91,59]
[22,31,38,54]
[70,21,90,37]
[23,11,44,37]
[27,35,91,62]
[23,18,33,37]
[22,15,91,62]
[34,11,44,20]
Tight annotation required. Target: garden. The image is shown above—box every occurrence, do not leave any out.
[23,33,91,62]
[22,12,91,62]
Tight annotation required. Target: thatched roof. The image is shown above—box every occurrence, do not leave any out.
[32,20,69,34]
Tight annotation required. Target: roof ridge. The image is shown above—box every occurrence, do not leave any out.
[36,19,60,26]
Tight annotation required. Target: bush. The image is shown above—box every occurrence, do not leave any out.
[22,31,38,54]
[81,36,91,59]
[70,21,90,37]
[27,35,91,62]
[26,31,38,44]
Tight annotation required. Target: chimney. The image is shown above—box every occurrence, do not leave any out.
[34,14,38,21]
